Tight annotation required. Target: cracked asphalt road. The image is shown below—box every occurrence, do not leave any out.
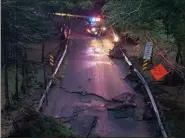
[42,18,152,137]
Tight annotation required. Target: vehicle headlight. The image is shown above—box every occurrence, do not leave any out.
[114,35,119,42]
[95,48,101,53]
[91,28,96,32]
[102,27,106,31]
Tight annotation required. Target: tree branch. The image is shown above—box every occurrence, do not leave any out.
[107,0,144,28]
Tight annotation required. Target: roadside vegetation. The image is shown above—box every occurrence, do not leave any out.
[103,0,185,65]
[103,0,185,137]
[5,106,76,138]
[1,0,92,137]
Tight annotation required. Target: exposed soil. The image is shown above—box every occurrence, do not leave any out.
[120,31,185,137]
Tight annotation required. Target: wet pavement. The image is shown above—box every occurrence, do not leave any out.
[42,18,152,137]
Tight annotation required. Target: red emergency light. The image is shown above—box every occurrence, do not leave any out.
[90,17,101,22]
[95,17,101,21]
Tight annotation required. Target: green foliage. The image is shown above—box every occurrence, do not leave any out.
[2,0,92,56]
[78,0,92,9]
[164,111,185,137]
[9,108,76,138]
[103,0,185,64]
[1,0,92,106]
[57,55,68,80]
[27,116,76,138]
[1,64,44,104]
[39,0,92,13]
[1,67,22,102]
[26,64,44,91]
[2,1,47,48]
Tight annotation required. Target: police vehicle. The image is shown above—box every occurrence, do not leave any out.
[86,16,106,36]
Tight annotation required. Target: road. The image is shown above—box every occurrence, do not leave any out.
[42,18,152,137]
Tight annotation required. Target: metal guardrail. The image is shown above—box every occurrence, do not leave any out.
[37,21,167,136]
[122,53,168,137]
[36,31,70,112]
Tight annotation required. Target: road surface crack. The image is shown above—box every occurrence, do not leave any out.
[69,91,112,103]
[69,91,137,110]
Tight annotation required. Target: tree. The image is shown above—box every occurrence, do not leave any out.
[102,0,185,65]
[2,0,92,104]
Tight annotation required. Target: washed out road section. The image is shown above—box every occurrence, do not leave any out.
[42,18,151,137]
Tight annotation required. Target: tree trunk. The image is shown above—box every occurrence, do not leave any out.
[4,43,10,106]
[25,51,28,86]
[14,6,19,100]
[176,45,183,65]
[42,44,46,89]
[15,45,19,100]
[179,53,183,65]
[21,50,26,94]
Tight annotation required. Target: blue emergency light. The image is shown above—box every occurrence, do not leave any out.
[89,17,101,22]
[92,17,96,22]
[90,17,96,22]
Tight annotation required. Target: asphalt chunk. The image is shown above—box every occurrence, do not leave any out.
[112,92,135,103]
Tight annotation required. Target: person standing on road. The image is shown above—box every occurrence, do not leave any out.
[60,24,66,41]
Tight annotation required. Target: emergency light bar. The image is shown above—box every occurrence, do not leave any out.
[90,17,101,22]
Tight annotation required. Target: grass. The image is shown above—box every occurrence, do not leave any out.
[1,63,51,137]
[54,55,68,86]
[164,110,185,137]
[27,116,76,138]
[8,107,77,138]
[156,85,185,137]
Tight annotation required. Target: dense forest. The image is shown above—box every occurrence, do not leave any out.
[2,0,92,108]
[103,0,185,65]
[103,1,185,137]
[2,0,92,137]
[1,0,185,137]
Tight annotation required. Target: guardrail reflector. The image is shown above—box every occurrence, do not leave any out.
[142,59,149,71]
